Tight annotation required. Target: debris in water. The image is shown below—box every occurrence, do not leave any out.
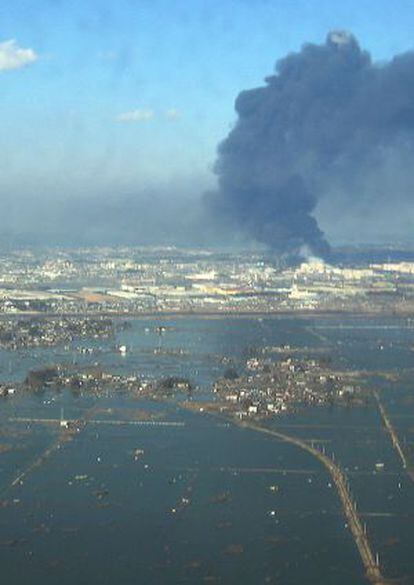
[223,543,244,556]
[210,492,231,505]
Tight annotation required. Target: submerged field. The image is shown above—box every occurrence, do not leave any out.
[0,315,413,584]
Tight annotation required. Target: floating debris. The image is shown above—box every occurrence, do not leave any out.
[61,527,80,534]
[32,523,50,534]
[0,538,27,547]
[384,536,400,548]
[92,489,109,500]
[223,543,244,556]
[185,559,203,570]
[210,492,231,505]
[216,521,232,530]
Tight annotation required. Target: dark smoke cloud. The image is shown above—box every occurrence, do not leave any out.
[209,30,414,256]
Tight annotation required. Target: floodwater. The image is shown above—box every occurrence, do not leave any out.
[0,314,413,584]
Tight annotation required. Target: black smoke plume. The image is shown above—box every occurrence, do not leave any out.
[209,30,414,256]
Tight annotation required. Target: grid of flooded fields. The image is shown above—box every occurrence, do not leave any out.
[1,314,413,584]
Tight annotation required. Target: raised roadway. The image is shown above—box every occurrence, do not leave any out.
[234,419,393,585]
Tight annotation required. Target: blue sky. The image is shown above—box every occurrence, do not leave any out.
[1,0,414,208]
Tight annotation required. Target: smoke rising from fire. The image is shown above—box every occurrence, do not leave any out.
[209,31,414,256]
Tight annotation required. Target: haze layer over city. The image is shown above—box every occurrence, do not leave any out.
[1,2,414,585]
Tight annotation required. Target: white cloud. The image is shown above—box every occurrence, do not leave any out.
[0,39,38,71]
[165,108,181,121]
[116,109,155,123]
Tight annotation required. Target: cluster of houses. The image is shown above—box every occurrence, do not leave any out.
[0,317,115,350]
[213,356,358,419]
[0,385,16,397]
